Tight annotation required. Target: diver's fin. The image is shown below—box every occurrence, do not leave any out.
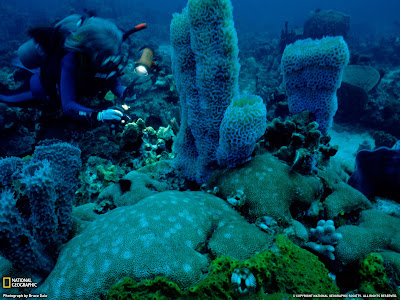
[12,57,40,74]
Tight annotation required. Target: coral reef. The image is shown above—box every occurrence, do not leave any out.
[372,131,398,149]
[207,153,323,223]
[71,203,99,236]
[0,103,38,157]
[1,1,400,297]
[342,65,380,93]
[217,94,267,168]
[358,253,397,295]
[97,170,169,208]
[279,21,303,53]
[77,117,174,168]
[230,268,257,296]
[75,156,127,205]
[322,181,372,219]
[136,160,190,191]
[336,82,370,125]
[335,65,380,127]
[337,68,400,137]
[0,67,25,91]
[0,156,23,186]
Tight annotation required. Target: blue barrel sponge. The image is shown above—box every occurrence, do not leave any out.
[281,36,350,133]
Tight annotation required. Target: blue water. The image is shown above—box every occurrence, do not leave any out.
[4,0,400,36]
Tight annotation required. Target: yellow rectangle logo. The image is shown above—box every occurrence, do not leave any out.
[3,277,11,288]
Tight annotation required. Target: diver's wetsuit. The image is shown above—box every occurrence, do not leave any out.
[4,24,126,123]
[54,52,125,122]
[27,51,125,122]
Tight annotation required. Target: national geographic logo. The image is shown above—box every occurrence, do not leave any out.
[2,277,38,288]
[3,277,11,288]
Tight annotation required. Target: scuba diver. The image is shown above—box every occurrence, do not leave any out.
[0,12,150,124]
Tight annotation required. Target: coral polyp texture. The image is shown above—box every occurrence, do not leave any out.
[171,0,266,183]
[281,36,350,133]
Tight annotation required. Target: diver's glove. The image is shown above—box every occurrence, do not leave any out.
[97,109,123,122]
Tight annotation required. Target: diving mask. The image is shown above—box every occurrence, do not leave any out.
[93,53,127,80]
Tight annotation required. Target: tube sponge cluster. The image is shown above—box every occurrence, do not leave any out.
[171,0,266,183]
[281,36,350,133]
[0,141,81,276]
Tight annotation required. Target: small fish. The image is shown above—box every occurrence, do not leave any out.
[118,179,131,193]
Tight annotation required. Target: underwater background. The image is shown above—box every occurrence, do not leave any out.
[1,0,400,299]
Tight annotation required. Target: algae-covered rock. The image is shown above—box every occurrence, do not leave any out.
[358,253,397,296]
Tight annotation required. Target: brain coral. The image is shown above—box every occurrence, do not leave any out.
[336,210,400,265]
[207,153,323,222]
[281,36,350,133]
[35,191,272,299]
[324,182,372,219]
